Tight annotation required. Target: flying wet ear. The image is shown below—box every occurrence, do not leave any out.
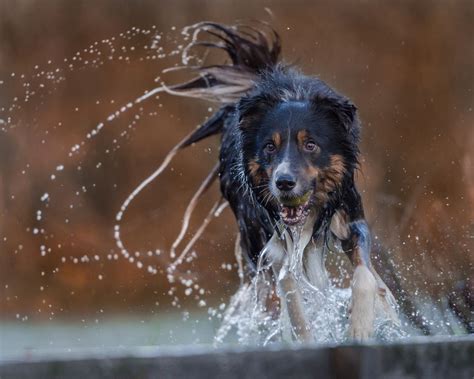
[237,93,276,129]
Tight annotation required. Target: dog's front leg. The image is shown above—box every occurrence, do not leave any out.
[340,219,378,340]
[277,269,312,342]
[267,235,312,343]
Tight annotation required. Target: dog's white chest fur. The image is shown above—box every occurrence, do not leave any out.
[266,212,328,291]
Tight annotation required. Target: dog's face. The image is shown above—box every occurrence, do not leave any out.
[242,100,356,226]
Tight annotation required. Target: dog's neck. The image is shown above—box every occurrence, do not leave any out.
[270,210,317,262]
[267,210,329,292]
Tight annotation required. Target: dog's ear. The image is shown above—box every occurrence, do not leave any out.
[237,93,275,130]
[313,96,360,143]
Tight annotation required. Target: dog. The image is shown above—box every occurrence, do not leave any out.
[166,22,400,341]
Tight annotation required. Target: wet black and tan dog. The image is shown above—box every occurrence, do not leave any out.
[168,22,399,341]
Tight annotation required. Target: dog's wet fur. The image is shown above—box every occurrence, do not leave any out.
[222,70,363,265]
[171,22,400,341]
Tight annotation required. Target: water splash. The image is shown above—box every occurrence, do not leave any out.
[215,224,407,345]
[1,21,469,344]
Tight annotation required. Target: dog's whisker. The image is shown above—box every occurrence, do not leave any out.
[262,191,274,207]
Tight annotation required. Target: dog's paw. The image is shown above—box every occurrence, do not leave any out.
[349,298,374,341]
[349,265,377,341]
[348,319,374,341]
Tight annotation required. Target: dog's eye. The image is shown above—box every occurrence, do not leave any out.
[304,141,318,152]
[264,142,276,153]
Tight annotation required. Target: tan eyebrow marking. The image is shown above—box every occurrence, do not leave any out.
[297,130,309,146]
[272,132,281,148]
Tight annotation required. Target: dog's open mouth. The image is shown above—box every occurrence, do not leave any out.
[279,191,313,226]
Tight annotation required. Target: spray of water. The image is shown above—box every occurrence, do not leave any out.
[214,223,407,345]
[2,22,469,344]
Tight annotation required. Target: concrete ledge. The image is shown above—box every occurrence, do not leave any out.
[1,336,473,378]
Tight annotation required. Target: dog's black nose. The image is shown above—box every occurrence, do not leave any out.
[276,175,296,191]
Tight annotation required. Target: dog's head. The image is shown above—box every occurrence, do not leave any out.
[238,73,360,226]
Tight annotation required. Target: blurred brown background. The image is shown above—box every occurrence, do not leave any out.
[0,0,473,322]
